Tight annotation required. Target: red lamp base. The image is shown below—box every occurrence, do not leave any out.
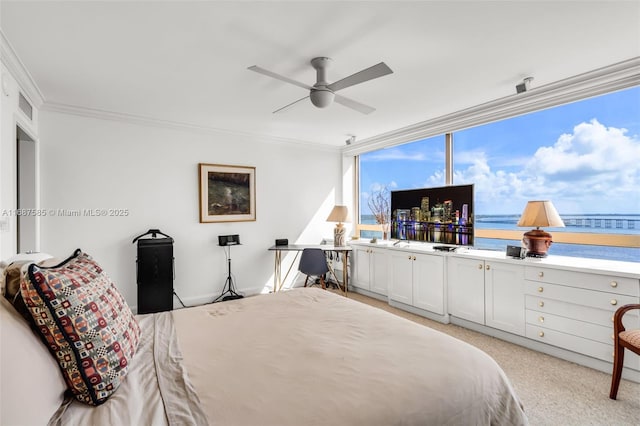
[522,229,553,257]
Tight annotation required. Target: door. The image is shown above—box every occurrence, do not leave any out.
[352,246,371,290]
[388,251,413,305]
[485,261,525,335]
[17,127,37,253]
[413,253,444,314]
[447,256,485,324]
[370,247,389,295]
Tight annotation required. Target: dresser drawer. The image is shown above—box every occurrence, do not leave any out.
[526,325,640,370]
[526,309,613,345]
[525,295,640,328]
[525,281,638,312]
[525,267,639,296]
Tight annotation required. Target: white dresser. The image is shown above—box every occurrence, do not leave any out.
[524,264,640,371]
[348,240,640,381]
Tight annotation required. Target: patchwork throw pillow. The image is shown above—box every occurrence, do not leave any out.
[20,249,140,405]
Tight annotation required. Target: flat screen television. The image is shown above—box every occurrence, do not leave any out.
[390,184,474,246]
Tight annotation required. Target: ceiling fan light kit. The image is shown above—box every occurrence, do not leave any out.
[248,56,393,114]
[310,88,335,108]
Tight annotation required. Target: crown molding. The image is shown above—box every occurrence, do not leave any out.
[41,101,341,152]
[0,29,45,108]
[343,57,640,156]
[0,25,338,152]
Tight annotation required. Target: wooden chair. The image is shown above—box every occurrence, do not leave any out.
[298,248,329,289]
[609,303,640,399]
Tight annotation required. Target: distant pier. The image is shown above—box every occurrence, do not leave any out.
[562,217,636,229]
[474,215,639,231]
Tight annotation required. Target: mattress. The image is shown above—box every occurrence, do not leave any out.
[52,288,528,425]
[172,288,528,425]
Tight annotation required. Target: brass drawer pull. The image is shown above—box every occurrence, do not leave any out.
[539,316,544,323]
[538,271,544,278]
[485,264,491,271]
[538,301,544,308]
[611,299,618,306]
[537,286,544,293]
[478,264,483,270]
[539,331,545,338]
[610,281,618,288]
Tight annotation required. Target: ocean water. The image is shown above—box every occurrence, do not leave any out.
[360,214,639,263]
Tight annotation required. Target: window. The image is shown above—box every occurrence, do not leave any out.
[359,135,444,239]
[357,86,640,262]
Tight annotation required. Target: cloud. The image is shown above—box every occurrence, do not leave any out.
[526,119,639,176]
[368,181,389,192]
[522,120,640,207]
[361,147,441,162]
[428,119,640,214]
[362,181,399,209]
[455,150,487,165]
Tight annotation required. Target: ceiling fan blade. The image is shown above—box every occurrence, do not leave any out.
[334,94,376,115]
[327,62,393,92]
[248,65,312,91]
[273,95,309,114]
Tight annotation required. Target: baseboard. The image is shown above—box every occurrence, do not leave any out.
[349,287,388,302]
[388,299,451,324]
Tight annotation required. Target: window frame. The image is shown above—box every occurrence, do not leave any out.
[349,58,640,251]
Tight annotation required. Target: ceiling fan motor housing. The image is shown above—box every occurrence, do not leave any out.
[310,88,335,108]
[310,57,334,108]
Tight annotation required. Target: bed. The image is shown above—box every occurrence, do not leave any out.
[1,251,528,425]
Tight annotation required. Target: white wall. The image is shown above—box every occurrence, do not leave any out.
[39,111,344,308]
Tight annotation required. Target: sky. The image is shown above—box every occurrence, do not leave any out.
[360,86,640,216]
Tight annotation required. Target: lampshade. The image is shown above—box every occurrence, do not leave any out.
[327,205,349,247]
[327,205,350,223]
[517,200,564,258]
[517,201,565,228]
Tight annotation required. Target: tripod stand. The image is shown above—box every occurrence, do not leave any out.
[213,244,243,302]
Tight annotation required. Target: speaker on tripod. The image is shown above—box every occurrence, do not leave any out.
[213,235,244,302]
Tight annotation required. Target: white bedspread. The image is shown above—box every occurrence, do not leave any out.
[48,313,207,426]
[172,288,528,425]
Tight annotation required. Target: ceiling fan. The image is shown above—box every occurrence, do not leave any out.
[248,57,393,114]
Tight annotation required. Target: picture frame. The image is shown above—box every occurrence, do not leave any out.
[199,163,256,223]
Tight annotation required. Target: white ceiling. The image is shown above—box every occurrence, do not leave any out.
[1,1,639,148]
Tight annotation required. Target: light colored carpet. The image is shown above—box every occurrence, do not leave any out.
[342,290,640,425]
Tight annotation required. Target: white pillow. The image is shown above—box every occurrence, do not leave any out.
[0,252,53,269]
[1,253,53,291]
[0,296,67,425]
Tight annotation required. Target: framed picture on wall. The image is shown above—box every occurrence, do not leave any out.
[199,163,256,223]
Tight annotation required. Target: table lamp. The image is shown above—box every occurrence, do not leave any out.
[517,200,565,257]
[327,205,350,247]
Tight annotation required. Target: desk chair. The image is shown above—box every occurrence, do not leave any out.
[298,248,330,289]
[609,303,640,399]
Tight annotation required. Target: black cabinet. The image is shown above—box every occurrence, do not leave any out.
[136,237,174,314]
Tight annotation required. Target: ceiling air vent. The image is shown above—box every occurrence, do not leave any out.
[18,92,33,120]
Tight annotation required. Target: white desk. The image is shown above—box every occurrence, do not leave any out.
[268,244,352,295]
